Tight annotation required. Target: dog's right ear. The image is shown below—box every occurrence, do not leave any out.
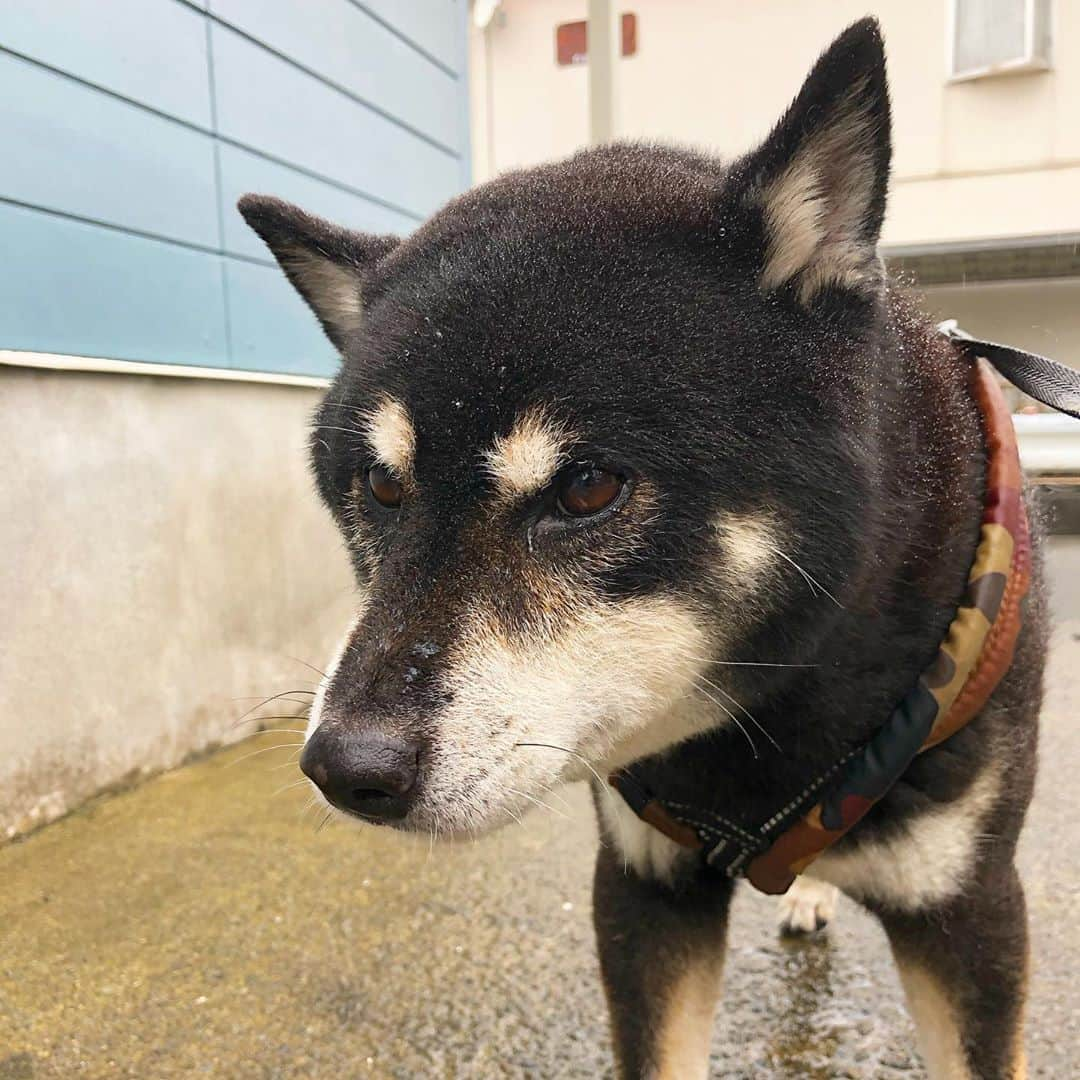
[723,18,891,307]
[238,195,400,353]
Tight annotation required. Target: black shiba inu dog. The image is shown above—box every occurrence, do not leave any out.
[240,19,1044,1079]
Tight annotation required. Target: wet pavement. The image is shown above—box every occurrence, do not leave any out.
[2,598,1079,1077]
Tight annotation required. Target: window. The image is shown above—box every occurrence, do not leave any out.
[950,0,1052,80]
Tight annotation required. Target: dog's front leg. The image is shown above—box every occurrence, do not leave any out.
[592,842,733,1079]
[874,860,1029,1080]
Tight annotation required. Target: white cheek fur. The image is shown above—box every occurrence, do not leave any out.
[408,594,730,836]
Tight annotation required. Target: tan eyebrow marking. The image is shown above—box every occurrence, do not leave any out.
[712,512,779,586]
[484,408,573,498]
[364,397,415,477]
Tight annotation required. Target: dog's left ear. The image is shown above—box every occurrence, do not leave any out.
[238,195,400,353]
[726,17,891,306]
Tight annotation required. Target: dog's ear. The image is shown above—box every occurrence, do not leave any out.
[238,195,400,352]
[725,17,891,306]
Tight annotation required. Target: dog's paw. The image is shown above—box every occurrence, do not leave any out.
[777,877,839,937]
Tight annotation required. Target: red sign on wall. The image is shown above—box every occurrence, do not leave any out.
[556,13,637,66]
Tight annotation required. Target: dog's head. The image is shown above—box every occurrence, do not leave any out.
[240,19,892,836]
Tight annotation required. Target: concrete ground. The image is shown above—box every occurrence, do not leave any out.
[2,545,1079,1079]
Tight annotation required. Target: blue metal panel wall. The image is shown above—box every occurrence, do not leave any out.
[0,0,470,377]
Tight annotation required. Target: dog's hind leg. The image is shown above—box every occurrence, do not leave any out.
[874,860,1029,1080]
[592,842,733,1080]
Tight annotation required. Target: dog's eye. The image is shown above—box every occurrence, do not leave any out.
[556,466,624,518]
[367,464,403,509]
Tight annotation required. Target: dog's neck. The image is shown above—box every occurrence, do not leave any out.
[617,309,988,840]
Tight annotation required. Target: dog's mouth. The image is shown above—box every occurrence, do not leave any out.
[301,726,599,841]
[303,705,713,844]
[331,805,394,827]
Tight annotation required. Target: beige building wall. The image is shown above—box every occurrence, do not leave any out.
[0,368,354,839]
[470,2,1080,366]
[470,1,1080,245]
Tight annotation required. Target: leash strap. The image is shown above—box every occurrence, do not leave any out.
[938,320,1080,419]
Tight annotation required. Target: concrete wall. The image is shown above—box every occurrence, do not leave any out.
[470,1,1080,247]
[0,2,473,839]
[0,368,354,839]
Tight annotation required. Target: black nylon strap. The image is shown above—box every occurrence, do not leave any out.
[939,321,1080,420]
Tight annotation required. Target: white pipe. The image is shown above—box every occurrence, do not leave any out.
[0,349,330,388]
[587,0,614,145]
[1014,413,1080,474]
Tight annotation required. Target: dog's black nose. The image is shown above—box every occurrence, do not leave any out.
[300,727,419,820]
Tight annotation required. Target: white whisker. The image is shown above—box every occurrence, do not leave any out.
[683,679,759,759]
[514,741,625,846]
[771,547,844,609]
[228,741,306,767]
[689,672,781,753]
[272,778,310,798]
[506,785,570,822]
